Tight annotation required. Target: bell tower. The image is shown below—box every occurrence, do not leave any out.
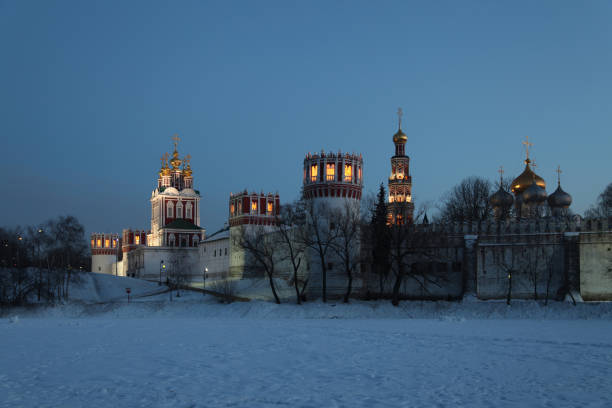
[387,108,414,224]
[148,134,203,247]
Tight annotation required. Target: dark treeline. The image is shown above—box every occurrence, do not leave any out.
[0,215,88,306]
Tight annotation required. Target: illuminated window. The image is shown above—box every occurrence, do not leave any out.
[112,239,117,248]
[91,239,94,248]
[251,200,257,212]
[135,235,140,245]
[105,238,110,248]
[97,238,102,248]
[326,163,335,181]
[310,164,318,182]
[230,203,235,214]
[176,202,183,219]
[267,202,273,213]
[358,166,362,181]
[344,164,352,182]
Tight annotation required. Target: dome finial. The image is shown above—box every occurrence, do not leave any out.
[397,107,403,130]
[556,165,562,187]
[498,165,504,188]
[522,135,533,164]
[170,134,182,169]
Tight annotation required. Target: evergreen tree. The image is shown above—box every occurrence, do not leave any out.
[370,183,390,296]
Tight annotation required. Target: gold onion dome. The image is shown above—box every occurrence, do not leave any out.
[170,151,182,169]
[183,165,192,177]
[490,186,514,208]
[511,159,545,195]
[393,128,407,144]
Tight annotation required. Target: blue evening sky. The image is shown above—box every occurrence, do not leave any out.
[1,0,611,237]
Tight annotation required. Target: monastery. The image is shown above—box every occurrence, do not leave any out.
[91,112,612,301]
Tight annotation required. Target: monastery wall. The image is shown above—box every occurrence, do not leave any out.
[579,227,612,301]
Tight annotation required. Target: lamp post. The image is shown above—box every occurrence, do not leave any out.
[159,260,165,286]
[36,227,43,302]
[203,267,208,296]
[114,238,119,276]
[506,271,513,305]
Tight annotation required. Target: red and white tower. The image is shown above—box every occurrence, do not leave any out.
[228,190,280,278]
[302,150,363,204]
[388,108,414,224]
[148,134,204,247]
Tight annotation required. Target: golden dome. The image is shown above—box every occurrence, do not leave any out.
[511,159,546,195]
[393,128,407,144]
[183,165,192,177]
[170,150,182,169]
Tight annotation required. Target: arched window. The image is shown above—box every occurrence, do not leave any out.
[176,201,183,219]
[186,202,192,219]
[169,234,176,247]
[167,201,174,218]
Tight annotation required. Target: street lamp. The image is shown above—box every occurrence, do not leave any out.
[159,260,165,286]
[203,267,208,295]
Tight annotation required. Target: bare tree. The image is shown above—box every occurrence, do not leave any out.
[438,176,494,223]
[387,205,452,306]
[300,200,339,303]
[585,182,612,218]
[168,250,192,297]
[45,216,88,300]
[0,216,88,305]
[235,225,281,304]
[275,201,308,304]
[330,200,362,303]
[210,271,237,303]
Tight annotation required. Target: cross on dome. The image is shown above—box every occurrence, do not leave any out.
[172,134,180,151]
[397,107,403,129]
[556,165,562,186]
[522,136,533,162]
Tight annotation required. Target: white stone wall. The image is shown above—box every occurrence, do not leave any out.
[199,237,230,281]
[92,254,118,275]
[579,233,612,301]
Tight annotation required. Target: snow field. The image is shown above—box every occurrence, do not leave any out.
[2,314,612,408]
[2,273,612,407]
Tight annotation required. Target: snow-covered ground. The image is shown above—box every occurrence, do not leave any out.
[2,313,612,408]
[2,274,612,407]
